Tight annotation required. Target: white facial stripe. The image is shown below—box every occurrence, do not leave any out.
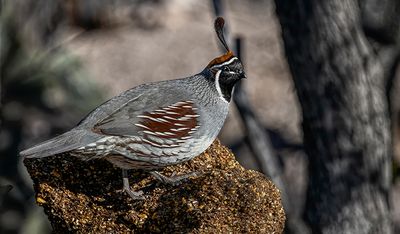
[210,57,238,69]
[215,70,228,103]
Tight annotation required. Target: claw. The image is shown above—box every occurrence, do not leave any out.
[123,187,145,200]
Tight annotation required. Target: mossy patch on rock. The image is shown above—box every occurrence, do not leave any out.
[24,140,285,233]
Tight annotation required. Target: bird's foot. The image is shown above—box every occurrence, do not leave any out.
[121,169,146,200]
[150,171,200,186]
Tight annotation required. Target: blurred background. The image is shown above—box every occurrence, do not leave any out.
[0,0,399,233]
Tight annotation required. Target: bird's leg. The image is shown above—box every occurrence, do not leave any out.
[150,171,200,186]
[122,169,145,200]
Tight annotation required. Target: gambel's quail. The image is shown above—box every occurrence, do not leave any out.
[20,17,246,199]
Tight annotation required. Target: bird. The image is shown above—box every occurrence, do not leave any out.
[20,17,246,199]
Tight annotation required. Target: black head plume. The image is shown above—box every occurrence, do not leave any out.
[206,17,246,102]
[215,17,230,52]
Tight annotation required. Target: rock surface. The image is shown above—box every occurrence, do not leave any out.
[24,140,285,233]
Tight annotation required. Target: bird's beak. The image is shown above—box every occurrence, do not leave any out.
[240,72,247,79]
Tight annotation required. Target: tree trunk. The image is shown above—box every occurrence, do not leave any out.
[275,0,393,233]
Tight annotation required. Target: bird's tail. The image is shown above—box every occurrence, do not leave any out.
[20,129,101,159]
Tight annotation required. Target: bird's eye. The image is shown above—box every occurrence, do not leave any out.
[223,66,230,71]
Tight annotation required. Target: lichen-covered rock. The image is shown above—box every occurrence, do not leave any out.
[24,140,285,233]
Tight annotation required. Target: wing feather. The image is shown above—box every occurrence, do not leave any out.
[93,100,199,138]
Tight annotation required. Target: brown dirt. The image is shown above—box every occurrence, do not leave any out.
[24,140,285,233]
